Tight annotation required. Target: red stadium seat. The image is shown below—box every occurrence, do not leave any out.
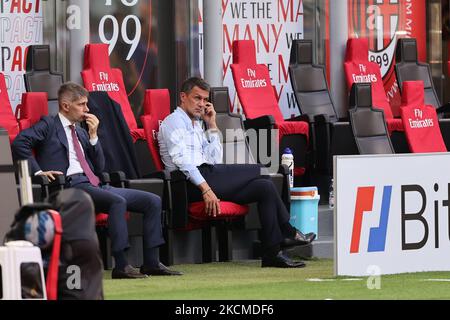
[344,38,403,134]
[81,43,145,142]
[141,88,249,223]
[0,73,20,143]
[15,92,48,131]
[141,88,251,263]
[399,81,446,153]
[141,89,170,171]
[230,40,309,177]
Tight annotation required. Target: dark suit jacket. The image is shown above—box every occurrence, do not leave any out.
[86,91,139,179]
[11,115,105,177]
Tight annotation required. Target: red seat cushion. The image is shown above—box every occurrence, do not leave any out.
[276,121,309,141]
[81,44,145,142]
[344,38,396,121]
[95,212,131,227]
[400,81,446,153]
[0,73,20,142]
[95,213,109,227]
[386,118,404,133]
[188,201,249,221]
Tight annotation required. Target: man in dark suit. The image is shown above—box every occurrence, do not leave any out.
[158,77,316,268]
[12,82,181,278]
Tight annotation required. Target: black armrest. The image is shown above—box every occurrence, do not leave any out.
[314,114,332,124]
[165,170,189,228]
[437,101,450,115]
[170,170,188,182]
[142,170,171,180]
[51,175,66,189]
[244,115,275,130]
[109,171,127,187]
[278,163,289,176]
[101,172,110,184]
[32,175,50,186]
[285,114,312,123]
[278,164,291,208]
[31,174,65,200]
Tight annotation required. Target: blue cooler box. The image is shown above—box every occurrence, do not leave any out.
[289,187,320,236]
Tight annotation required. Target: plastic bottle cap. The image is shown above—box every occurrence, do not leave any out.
[283,148,292,154]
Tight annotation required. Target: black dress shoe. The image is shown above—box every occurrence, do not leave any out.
[261,251,306,268]
[140,263,183,276]
[281,231,317,248]
[112,265,148,279]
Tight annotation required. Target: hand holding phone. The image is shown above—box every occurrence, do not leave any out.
[201,102,216,125]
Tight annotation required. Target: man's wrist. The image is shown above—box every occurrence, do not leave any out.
[90,136,98,145]
[198,182,210,194]
[207,121,218,130]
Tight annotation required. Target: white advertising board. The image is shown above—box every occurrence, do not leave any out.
[334,153,450,276]
[198,0,304,118]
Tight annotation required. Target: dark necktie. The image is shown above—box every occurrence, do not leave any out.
[69,125,100,186]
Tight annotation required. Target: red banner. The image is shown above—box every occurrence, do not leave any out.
[348,0,426,116]
[1,0,43,111]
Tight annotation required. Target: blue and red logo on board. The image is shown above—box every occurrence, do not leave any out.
[349,183,450,254]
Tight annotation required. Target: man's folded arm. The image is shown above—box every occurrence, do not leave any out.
[203,130,223,164]
[11,117,51,174]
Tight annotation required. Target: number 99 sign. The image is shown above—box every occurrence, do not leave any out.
[98,14,141,61]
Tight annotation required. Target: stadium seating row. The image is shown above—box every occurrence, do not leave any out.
[1,36,449,267]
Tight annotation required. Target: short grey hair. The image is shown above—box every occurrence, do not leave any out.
[58,82,89,105]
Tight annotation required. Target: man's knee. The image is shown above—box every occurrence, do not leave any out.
[254,178,276,194]
[144,192,162,213]
[109,194,127,211]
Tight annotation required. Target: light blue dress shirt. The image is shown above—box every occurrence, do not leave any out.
[158,107,223,186]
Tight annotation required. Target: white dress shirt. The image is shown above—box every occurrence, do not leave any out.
[158,107,223,185]
[35,113,98,176]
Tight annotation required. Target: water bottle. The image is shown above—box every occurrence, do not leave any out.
[281,148,294,188]
[329,178,335,209]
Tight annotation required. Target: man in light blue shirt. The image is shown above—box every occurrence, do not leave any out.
[158,77,316,268]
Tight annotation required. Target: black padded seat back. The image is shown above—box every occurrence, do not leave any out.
[289,39,338,121]
[395,38,417,63]
[289,39,313,65]
[349,83,394,154]
[210,87,256,165]
[395,38,440,108]
[26,46,50,71]
[47,100,60,116]
[24,45,63,101]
